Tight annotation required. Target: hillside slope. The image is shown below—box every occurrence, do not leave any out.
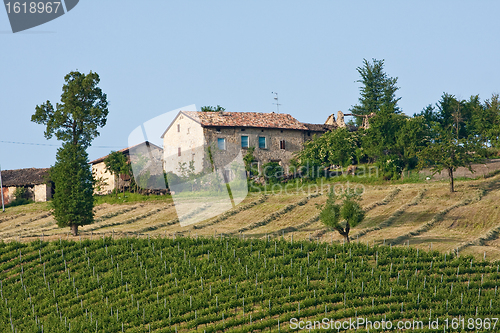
[1,175,500,261]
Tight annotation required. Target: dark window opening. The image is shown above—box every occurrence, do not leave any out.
[178,147,181,156]
[280,140,286,150]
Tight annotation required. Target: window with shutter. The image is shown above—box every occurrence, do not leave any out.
[280,140,286,150]
[258,136,267,149]
[217,138,226,150]
[241,136,249,148]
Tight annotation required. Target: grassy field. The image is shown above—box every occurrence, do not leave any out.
[1,174,500,261]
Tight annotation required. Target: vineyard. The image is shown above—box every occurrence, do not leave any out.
[1,176,500,331]
[1,236,500,332]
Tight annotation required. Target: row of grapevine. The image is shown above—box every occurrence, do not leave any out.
[0,234,499,332]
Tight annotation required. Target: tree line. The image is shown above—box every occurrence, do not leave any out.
[295,58,500,193]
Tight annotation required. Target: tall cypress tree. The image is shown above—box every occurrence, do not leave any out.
[350,58,401,126]
[51,142,94,235]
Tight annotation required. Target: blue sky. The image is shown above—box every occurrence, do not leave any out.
[1,1,499,170]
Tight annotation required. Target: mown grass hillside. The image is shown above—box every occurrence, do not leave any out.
[1,174,500,261]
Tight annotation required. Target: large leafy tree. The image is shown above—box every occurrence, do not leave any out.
[31,71,108,236]
[417,124,484,193]
[471,94,500,147]
[350,58,401,126]
[362,111,406,160]
[32,71,109,148]
[104,151,129,196]
[319,190,365,243]
[295,128,360,179]
[394,116,430,175]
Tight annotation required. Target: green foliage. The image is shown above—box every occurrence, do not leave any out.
[319,189,364,242]
[104,151,129,195]
[296,128,361,179]
[104,151,128,178]
[31,71,108,235]
[5,187,33,208]
[350,58,401,126]
[14,187,29,201]
[472,94,500,148]
[262,162,283,183]
[375,154,405,180]
[1,237,499,332]
[177,161,196,180]
[50,142,94,233]
[243,147,258,175]
[136,170,151,189]
[417,123,485,192]
[31,71,109,149]
[94,191,171,205]
[201,105,225,112]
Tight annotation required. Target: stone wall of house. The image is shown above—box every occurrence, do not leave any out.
[1,186,30,205]
[204,127,305,173]
[92,162,115,195]
[34,184,52,202]
[163,114,206,175]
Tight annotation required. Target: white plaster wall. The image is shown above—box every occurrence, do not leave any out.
[34,184,51,202]
[163,113,205,175]
[7,186,16,203]
[92,162,115,195]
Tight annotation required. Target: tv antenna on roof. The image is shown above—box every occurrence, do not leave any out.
[271,92,281,113]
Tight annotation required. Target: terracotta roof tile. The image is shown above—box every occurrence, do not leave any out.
[182,111,309,130]
[89,141,162,165]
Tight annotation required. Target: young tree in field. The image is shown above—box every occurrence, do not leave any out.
[104,151,129,196]
[31,71,108,236]
[319,190,365,243]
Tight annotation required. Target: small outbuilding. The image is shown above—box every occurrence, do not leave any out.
[89,141,164,195]
[1,168,52,205]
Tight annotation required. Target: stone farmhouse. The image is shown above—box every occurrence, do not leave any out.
[161,110,336,177]
[0,168,52,205]
[90,141,163,194]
